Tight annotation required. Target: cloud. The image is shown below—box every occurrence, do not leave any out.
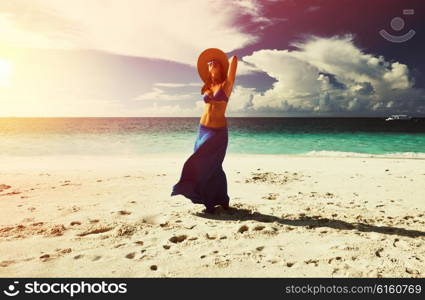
[238,59,265,75]
[226,85,256,112]
[132,81,267,116]
[0,1,82,49]
[240,34,425,114]
[0,85,204,117]
[133,101,203,117]
[233,0,286,30]
[0,91,126,117]
[154,82,200,88]
[0,0,278,74]
[133,87,198,101]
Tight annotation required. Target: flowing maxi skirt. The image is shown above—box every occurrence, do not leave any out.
[170,123,230,210]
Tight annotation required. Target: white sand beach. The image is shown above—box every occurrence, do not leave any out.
[0,154,424,277]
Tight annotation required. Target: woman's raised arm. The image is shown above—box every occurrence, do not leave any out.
[227,55,238,85]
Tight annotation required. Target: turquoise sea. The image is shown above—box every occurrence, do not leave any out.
[0,117,424,158]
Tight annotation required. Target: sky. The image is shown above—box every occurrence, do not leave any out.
[0,0,424,117]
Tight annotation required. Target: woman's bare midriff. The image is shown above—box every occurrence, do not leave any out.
[199,101,228,128]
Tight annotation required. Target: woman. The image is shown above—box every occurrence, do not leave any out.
[170,48,238,214]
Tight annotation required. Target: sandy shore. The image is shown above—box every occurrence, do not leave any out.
[0,153,424,277]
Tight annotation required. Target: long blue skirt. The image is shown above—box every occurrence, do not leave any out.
[170,124,230,209]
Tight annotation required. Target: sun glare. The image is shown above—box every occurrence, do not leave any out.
[0,59,13,86]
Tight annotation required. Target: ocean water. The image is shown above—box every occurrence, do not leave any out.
[0,117,424,158]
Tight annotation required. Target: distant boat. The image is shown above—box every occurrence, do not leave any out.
[385,114,412,121]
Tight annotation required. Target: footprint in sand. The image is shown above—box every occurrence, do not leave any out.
[0,191,21,196]
[39,254,51,262]
[0,260,16,267]
[0,184,12,192]
[49,225,67,237]
[245,172,303,185]
[67,206,81,213]
[332,268,340,275]
[184,224,196,230]
[117,210,132,216]
[328,256,343,263]
[125,253,135,259]
[56,248,72,255]
[405,268,420,275]
[169,235,187,243]
[284,226,295,231]
[17,217,31,223]
[205,233,216,240]
[375,248,384,258]
[262,226,279,235]
[238,225,249,233]
[304,259,319,266]
[77,225,114,237]
[159,221,171,228]
[262,193,279,200]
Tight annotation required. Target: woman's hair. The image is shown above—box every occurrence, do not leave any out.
[201,62,226,95]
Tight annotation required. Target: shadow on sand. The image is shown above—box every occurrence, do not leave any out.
[194,207,425,238]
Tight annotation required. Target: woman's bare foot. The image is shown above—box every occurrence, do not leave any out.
[220,203,229,210]
[204,206,215,214]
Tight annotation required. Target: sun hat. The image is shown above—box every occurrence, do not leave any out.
[197,48,229,83]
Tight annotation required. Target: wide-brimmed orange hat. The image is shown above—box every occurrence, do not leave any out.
[197,48,229,83]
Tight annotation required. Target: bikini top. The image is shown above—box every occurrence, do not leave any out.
[203,86,229,103]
